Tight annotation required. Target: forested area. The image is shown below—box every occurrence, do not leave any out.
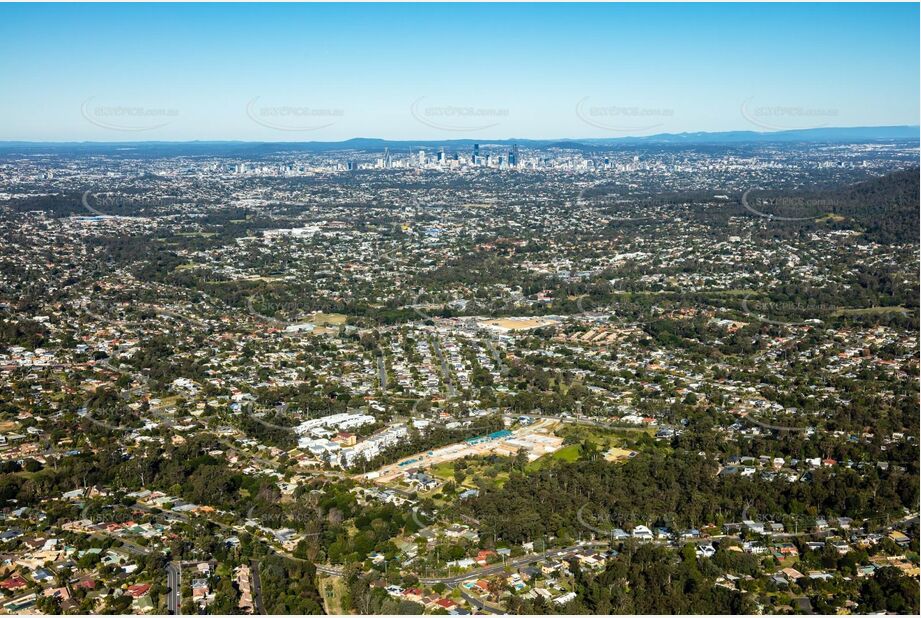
[258,554,324,615]
[0,316,48,348]
[465,449,919,545]
[509,543,754,614]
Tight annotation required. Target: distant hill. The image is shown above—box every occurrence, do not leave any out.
[743,168,919,245]
[0,126,916,156]
[590,125,920,144]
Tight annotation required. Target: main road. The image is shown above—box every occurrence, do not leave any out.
[166,562,181,615]
[376,354,388,391]
[418,541,606,586]
[313,541,606,586]
[250,560,266,615]
[430,337,457,398]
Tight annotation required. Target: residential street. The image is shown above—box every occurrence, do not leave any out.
[166,562,181,615]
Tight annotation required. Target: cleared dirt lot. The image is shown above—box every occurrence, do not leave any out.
[480,317,557,331]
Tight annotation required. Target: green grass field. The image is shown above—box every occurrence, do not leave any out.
[552,444,582,462]
[526,444,582,472]
[430,461,456,480]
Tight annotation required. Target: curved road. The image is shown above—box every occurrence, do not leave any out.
[459,588,504,614]
[313,541,607,586]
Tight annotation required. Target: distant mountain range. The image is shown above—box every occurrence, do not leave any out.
[0,126,917,155]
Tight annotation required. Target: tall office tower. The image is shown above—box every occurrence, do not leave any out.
[437,148,445,164]
[418,149,426,166]
[509,143,519,167]
[347,160,357,171]
[473,143,480,165]
[383,147,392,169]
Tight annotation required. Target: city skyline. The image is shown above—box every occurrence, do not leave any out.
[0,2,918,141]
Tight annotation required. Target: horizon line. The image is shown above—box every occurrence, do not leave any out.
[1,124,918,146]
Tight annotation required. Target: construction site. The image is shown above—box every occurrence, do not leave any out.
[363,419,565,485]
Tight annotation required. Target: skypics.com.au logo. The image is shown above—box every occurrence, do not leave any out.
[246,97,345,132]
[576,97,674,133]
[81,97,178,132]
[410,97,509,132]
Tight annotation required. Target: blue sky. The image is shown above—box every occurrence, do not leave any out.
[0,2,918,141]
